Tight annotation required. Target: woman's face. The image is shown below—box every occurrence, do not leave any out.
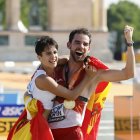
[38,46,58,69]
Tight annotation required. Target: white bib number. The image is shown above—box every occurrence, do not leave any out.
[48,103,65,123]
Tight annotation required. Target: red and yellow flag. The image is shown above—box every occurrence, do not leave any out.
[7,101,53,140]
[81,56,112,140]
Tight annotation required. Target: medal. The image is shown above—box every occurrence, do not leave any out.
[63,100,76,109]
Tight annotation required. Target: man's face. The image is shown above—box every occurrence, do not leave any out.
[68,33,90,62]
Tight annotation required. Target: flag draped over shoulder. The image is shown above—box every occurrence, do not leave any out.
[81,56,112,140]
[7,100,54,140]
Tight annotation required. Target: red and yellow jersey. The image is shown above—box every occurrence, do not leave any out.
[52,56,112,139]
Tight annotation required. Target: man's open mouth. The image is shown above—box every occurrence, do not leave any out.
[75,51,84,56]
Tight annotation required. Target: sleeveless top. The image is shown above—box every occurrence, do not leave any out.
[27,69,56,110]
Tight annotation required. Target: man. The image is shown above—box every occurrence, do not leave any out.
[25,25,135,140]
[45,25,135,140]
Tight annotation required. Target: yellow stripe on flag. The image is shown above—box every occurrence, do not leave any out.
[87,82,112,111]
[12,121,31,140]
[86,82,112,134]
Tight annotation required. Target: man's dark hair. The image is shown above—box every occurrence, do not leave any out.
[35,36,58,56]
[69,28,92,44]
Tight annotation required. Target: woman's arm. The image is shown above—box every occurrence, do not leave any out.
[35,72,92,100]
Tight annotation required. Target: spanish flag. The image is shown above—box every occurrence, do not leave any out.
[81,56,112,140]
[7,99,53,140]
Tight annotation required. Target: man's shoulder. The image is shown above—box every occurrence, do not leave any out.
[56,64,66,71]
[55,64,67,78]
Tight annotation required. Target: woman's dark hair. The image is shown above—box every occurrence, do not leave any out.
[35,36,58,56]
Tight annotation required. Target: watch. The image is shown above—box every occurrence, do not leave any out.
[126,41,134,47]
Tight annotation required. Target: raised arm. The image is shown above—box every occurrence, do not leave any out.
[97,25,135,82]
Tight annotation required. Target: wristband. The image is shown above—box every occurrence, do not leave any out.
[126,41,134,47]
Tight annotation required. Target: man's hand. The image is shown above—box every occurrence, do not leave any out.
[124,25,134,43]
[85,64,97,77]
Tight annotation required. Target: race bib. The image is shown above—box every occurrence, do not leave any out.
[48,103,65,123]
